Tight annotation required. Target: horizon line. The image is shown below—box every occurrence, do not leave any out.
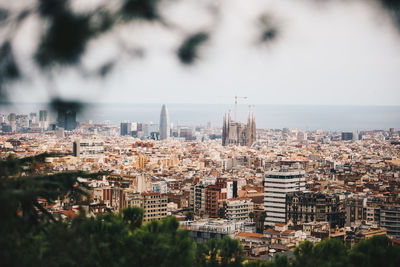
[1,101,400,107]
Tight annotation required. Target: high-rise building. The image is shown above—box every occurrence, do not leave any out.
[8,113,16,131]
[8,113,16,123]
[222,111,256,146]
[264,164,306,225]
[341,132,354,141]
[179,127,194,141]
[29,112,37,124]
[39,110,48,122]
[38,110,50,130]
[159,104,170,140]
[120,122,132,136]
[57,109,77,130]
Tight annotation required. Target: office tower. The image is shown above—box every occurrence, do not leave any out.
[8,113,16,131]
[341,132,354,141]
[16,115,29,128]
[137,123,143,132]
[352,131,358,141]
[8,113,16,122]
[120,122,132,136]
[143,122,159,138]
[222,111,256,146]
[159,104,170,140]
[38,110,50,130]
[39,110,48,122]
[263,163,306,225]
[179,128,194,141]
[57,109,77,130]
[29,112,37,124]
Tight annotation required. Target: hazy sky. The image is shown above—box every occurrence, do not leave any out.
[8,0,400,105]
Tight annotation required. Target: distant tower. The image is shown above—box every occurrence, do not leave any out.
[39,110,48,122]
[222,110,256,147]
[159,104,170,140]
[57,109,77,131]
[38,110,49,130]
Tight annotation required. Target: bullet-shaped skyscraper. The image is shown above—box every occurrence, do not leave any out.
[159,104,170,140]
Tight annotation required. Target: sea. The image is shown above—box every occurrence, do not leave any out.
[1,103,399,132]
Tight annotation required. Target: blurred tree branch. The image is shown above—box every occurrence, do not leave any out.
[0,0,399,111]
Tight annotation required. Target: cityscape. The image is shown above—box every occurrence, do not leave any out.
[1,102,399,263]
[1,0,400,266]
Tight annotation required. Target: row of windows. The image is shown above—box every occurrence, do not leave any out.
[146,208,167,213]
[145,213,167,217]
[146,199,167,204]
[265,196,286,200]
[266,175,303,178]
[147,204,167,208]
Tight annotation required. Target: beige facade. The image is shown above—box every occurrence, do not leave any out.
[125,192,168,222]
[226,198,254,221]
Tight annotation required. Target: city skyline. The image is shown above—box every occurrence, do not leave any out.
[1,103,398,132]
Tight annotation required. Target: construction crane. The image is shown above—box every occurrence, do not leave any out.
[234,95,247,122]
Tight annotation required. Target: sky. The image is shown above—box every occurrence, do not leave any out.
[7,0,400,106]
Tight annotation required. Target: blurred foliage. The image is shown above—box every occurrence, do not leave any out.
[0,0,398,109]
[379,0,400,27]
[258,14,278,44]
[0,0,269,105]
[35,12,92,68]
[177,32,209,65]
[120,0,160,21]
[0,8,8,24]
[50,98,84,116]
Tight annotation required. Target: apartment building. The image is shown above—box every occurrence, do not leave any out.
[205,185,226,218]
[286,191,345,227]
[125,192,168,222]
[225,198,254,221]
[264,165,306,225]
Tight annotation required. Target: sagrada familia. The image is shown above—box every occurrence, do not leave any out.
[222,112,257,146]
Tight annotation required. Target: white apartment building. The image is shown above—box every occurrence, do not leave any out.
[264,166,306,225]
[73,139,104,158]
[225,198,254,221]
